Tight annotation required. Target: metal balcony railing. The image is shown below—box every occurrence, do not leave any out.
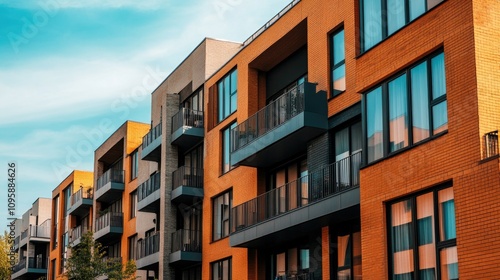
[483,130,499,159]
[231,151,362,233]
[171,108,204,133]
[231,83,305,152]
[12,256,47,273]
[143,122,162,149]
[71,186,93,206]
[70,225,89,243]
[172,166,203,190]
[96,169,124,191]
[29,225,51,238]
[138,172,161,202]
[95,212,123,231]
[171,229,201,253]
[242,0,300,46]
[276,272,317,280]
[137,232,160,259]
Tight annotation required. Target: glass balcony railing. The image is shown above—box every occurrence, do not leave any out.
[231,151,362,233]
[95,212,123,231]
[137,232,160,260]
[138,173,161,202]
[142,122,162,150]
[96,169,124,191]
[171,229,201,253]
[29,225,51,238]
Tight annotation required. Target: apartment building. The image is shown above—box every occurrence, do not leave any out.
[48,170,93,279]
[11,198,51,280]
[136,38,241,280]
[202,0,500,279]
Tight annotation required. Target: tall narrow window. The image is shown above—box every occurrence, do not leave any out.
[218,69,238,122]
[213,191,232,241]
[128,234,137,260]
[212,258,232,280]
[130,191,137,219]
[388,185,457,279]
[130,149,138,180]
[364,51,447,163]
[222,123,237,174]
[331,28,346,96]
[360,0,444,52]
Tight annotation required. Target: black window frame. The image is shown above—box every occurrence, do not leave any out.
[222,122,237,174]
[211,257,232,280]
[217,68,238,122]
[128,234,137,261]
[212,190,233,242]
[129,190,137,220]
[130,149,139,181]
[359,0,446,53]
[362,49,447,164]
[386,181,457,280]
[330,26,346,98]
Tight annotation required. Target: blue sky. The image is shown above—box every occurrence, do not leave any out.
[0,0,292,232]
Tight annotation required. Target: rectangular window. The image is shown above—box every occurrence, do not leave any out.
[128,234,137,260]
[331,28,346,96]
[364,51,447,163]
[130,149,138,180]
[130,191,137,219]
[388,184,457,280]
[360,0,444,52]
[211,258,232,280]
[218,69,238,122]
[213,190,232,241]
[222,123,237,174]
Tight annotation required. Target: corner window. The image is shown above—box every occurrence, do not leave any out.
[212,258,232,280]
[222,122,237,174]
[130,149,138,180]
[388,185,458,280]
[331,28,346,96]
[213,190,232,241]
[218,69,238,122]
[364,51,447,163]
[360,0,444,52]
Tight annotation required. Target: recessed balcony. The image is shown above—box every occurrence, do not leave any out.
[141,122,162,161]
[169,229,201,266]
[94,212,123,243]
[171,166,204,205]
[137,172,161,213]
[230,82,327,168]
[171,108,204,149]
[95,169,124,203]
[136,231,160,270]
[68,187,93,217]
[230,151,362,248]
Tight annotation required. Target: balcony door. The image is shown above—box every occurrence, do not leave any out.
[334,121,362,190]
[268,159,307,215]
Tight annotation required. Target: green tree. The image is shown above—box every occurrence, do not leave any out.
[64,231,137,280]
[0,231,14,279]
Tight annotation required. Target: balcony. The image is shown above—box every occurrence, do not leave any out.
[171,108,204,149]
[171,166,203,205]
[11,256,47,279]
[95,169,124,203]
[69,225,90,247]
[230,82,327,167]
[94,212,123,243]
[169,229,201,266]
[137,172,161,213]
[275,272,318,280]
[68,186,93,217]
[28,225,51,243]
[230,152,362,248]
[142,122,162,161]
[483,130,499,160]
[136,232,160,270]
[14,236,19,250]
